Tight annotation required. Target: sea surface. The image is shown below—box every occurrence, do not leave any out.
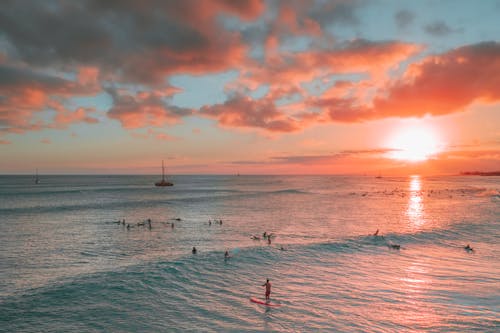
[0,175,499,332]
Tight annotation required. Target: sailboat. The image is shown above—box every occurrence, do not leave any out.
[155,160,173,187]
[35,169,40,184]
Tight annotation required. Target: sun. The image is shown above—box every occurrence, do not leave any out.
[386,126,441,162]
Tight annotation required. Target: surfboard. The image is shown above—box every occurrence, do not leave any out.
[250,297,282,307]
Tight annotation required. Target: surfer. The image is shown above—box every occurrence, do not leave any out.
[464,244,474,252]
[388,244,400,250]
[262,279,271,301]
[373,229,379,236]
[224,250,230,259]
[192,247,197,254]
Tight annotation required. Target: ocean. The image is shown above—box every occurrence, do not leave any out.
[0,175,499,332]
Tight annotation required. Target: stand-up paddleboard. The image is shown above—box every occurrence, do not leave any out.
[250,297,282,307]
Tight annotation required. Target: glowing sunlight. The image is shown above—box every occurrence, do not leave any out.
[386,126,441,162]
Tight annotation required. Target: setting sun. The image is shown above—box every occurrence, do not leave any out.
[386,126,442,162]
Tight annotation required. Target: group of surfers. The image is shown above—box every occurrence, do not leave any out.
[373,229,474,252]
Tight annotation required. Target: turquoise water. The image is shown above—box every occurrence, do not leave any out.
[1,175,499,332]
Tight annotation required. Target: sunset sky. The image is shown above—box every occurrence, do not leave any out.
[1,0,499,175]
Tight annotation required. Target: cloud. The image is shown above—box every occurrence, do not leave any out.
[106,88,193,129]
[394,10,415,29]
[230,149,394,166]
[199,94,305,132]
[0,64,99,134]
[308,41,500,122]
[1,1,497,137]
[372,41,500,117]
[0,0,264,85]
[423,21,458,37]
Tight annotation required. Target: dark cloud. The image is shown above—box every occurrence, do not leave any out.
[423,20,456,36]
[0,0,262,84]
[394,9,415,29]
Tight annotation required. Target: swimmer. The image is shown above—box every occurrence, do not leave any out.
[251,235,260,240]
[464,244,474,252]
[279,245,286,251]
[263,231,267,238]
[388,244,400,250]
[224,250,231,259]
[192,247,197,254]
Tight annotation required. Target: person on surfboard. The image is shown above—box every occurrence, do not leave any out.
[262,279,271,301]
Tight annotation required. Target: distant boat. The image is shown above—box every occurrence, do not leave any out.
[155,160,173,187]
[35,169,40,184]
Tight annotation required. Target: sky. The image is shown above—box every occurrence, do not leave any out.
[1,0,499,175]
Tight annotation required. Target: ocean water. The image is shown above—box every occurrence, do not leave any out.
[0,175,499,332]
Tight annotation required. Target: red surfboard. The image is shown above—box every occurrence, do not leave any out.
[250,297,282,307]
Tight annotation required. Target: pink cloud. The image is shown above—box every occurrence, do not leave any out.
[0,64,100,133]
[200,95,305,132]
[54,107,99,126]
[107,89,192,129]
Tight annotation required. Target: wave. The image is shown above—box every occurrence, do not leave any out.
[2,217,498,332]
[0,188,312,215]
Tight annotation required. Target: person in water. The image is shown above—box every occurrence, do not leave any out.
[464,244,474,252]
[373,229,379,236]
[224,250,230,259]
[192,247,197,254]
[262,279,271,301]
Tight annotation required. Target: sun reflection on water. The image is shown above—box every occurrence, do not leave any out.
[407,175,424,228]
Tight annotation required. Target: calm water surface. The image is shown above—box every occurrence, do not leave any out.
[0,175,499,332]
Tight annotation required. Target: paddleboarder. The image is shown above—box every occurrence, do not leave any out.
[262,279,271,301]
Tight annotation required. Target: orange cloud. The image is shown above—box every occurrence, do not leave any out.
[373,42,500,117]
[310,42,500,123]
